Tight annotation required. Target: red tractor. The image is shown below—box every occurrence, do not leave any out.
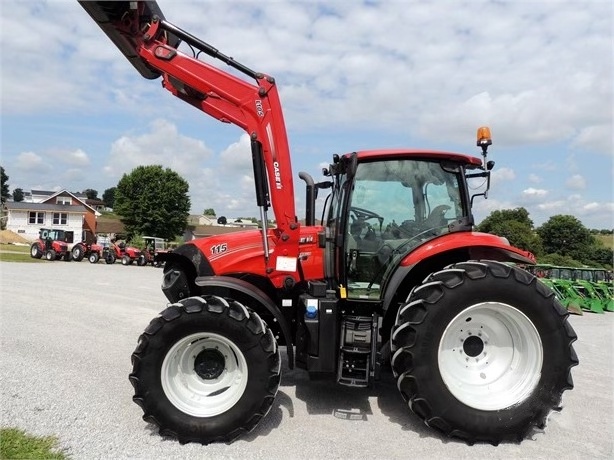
[81,1,578,446]
[103,240,145,265]
[71,241,105,263]
[30,228,72,261]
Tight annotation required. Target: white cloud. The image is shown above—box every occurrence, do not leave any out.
[492,167,516,182]
[15,152,49,171]
[219,135,252,174]
[522,188,548,198]
[105,119,213,179]
[565,174,586,191]
[572,124,613,155]
[50,148,90,167]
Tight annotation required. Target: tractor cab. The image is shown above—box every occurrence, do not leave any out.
[324,151,479,301]
[40,228,67,243]
[39,228,68,250]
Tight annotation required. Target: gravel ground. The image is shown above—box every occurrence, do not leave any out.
[1,261,612,459]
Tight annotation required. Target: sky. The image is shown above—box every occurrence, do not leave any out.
[1,0,612,229]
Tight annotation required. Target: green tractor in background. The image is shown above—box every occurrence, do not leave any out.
[552,266,605,314]
[531,265,585,315]
[575,268,614,312]
[531,264,613,314]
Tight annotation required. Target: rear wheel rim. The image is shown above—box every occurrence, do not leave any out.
[161,332,248,417]
[438,302,543,410]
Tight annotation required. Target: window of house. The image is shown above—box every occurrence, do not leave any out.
[28,211,45,224]
[56,197,72,205]
[53,212,68,225]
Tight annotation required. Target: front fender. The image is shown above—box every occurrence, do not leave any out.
[195,275,295,369]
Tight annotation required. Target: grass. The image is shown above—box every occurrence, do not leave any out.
[0,244,43,263]
[0,428,67,459]
[595,234,613,249]
[0,244,29,253]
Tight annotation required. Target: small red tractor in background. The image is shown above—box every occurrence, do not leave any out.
[71,241,105,263]
[103,240,145,265]
[30,228,72,261]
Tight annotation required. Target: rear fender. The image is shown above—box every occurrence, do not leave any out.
[401,232,536,267]
[195,276,294,369]
[380,243,536,345]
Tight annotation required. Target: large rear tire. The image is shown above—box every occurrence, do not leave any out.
[391,260,578,444]
[72,244,85,262]
[105,253,116,264]
[130,296,281,444]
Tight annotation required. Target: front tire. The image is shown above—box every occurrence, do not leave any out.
[45,249,56,261]
[130,296,280,444]
[89,252,100,264]
[122,255,132,265]
[391,260,578,444]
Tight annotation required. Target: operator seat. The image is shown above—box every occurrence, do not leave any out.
[424,205,450,228]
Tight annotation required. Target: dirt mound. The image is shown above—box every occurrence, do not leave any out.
[0,229,30,244]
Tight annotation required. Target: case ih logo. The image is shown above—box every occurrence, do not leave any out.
[273,162,282,190]
[255,100,264,117]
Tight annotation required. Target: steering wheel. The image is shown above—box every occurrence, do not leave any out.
[350,206,384,223]
[349,206,384,237]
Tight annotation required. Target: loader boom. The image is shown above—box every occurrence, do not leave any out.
[79,1,300,273]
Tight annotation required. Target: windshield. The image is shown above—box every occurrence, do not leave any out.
[345,159,467,299]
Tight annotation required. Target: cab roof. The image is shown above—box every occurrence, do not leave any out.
[348,149,483,167]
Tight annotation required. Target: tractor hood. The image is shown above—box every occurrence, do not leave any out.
[78,1,180,79]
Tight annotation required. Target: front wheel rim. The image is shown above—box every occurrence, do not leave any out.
[161,332,248,417]
[438,302,543,411]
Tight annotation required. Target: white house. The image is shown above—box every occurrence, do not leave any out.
[4,190,100,243]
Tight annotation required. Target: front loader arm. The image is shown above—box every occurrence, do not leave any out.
[79,1,300,277]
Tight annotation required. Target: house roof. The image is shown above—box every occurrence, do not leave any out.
[191,225,251,237]
[30,190,55,196]
[96,217,125,234]
[86,198,106,206]
[31,189,86,197]
[41,190,99,215]
[6,202,87,212]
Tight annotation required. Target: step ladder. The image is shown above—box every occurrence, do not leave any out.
[337,315,378,387]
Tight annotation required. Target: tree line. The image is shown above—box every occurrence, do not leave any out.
[477,208,613,269]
